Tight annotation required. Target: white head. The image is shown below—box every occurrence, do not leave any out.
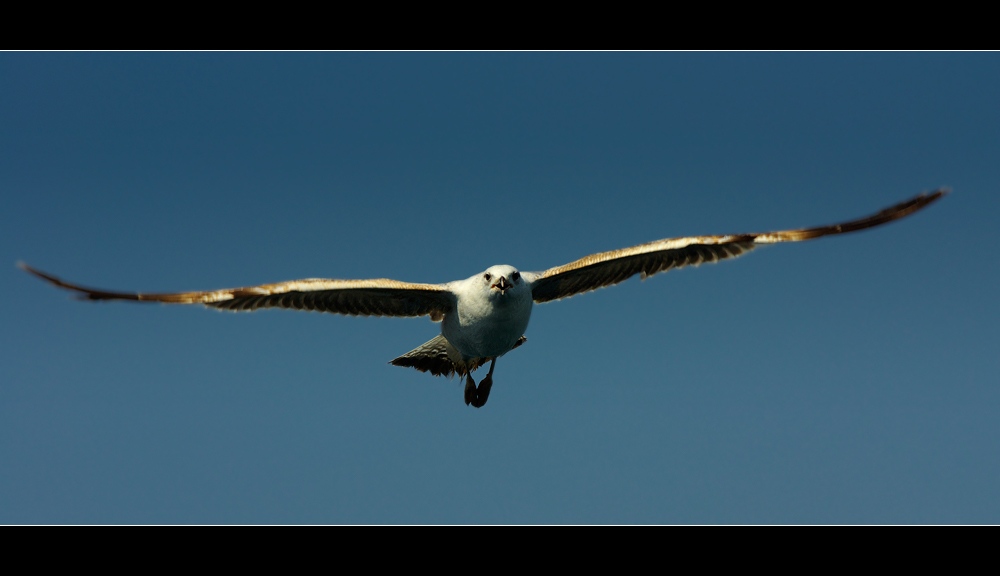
[475,264,529,301]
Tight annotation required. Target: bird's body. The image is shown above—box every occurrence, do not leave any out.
[20,190,947,408]
[443,265,533,360]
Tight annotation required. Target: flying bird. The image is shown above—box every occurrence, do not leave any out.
[20,190,946,408]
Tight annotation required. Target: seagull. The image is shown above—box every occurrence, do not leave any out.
[20,190,946,408]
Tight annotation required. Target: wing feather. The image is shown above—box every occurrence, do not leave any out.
[18,264,455,319]
[527,190,946,304]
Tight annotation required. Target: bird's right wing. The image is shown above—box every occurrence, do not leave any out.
[19,263,456,320]
[524,190,946,304]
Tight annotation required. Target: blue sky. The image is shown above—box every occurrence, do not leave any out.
[2,52,998,523]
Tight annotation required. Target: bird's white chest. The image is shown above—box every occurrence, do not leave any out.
[442,285,532,359]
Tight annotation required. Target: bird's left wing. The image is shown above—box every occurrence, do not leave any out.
[524,190,946,304]
[19,263,456,320]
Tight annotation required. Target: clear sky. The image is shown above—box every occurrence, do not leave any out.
[2,52,998,523]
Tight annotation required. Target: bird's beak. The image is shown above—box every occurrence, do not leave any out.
[492,276,511,293]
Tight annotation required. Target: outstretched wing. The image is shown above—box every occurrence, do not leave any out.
[525,190,947,304]
[19,263,456,319]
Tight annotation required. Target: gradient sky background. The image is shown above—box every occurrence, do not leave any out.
[2,53,998,523]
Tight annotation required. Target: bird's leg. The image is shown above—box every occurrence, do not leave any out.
[464,371,477,406]
[470,359,496,408]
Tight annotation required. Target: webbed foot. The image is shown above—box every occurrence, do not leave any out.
[470,374,493,408]
[464,373,476,406]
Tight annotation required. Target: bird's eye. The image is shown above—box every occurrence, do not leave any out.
[512,272,520,282]
[484,273,492,282]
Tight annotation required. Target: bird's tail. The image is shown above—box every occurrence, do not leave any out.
[389,335,526,378]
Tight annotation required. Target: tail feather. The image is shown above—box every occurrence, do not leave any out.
[389,335,526,378]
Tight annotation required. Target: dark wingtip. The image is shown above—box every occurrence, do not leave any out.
[17,261,39,275]
[17,262,129,301]
[928,186,952,202]
[917,188,949,206]
[18,261,57,283]
[926,187,950,200]
[904,187,949,214]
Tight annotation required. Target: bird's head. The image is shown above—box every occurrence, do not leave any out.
[480,265,526,299]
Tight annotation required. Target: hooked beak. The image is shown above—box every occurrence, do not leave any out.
[491,276,512,293]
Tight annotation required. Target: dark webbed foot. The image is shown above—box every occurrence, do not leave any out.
[464,373,477,406]
[466,358,497,409]
[470,374,492,408]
